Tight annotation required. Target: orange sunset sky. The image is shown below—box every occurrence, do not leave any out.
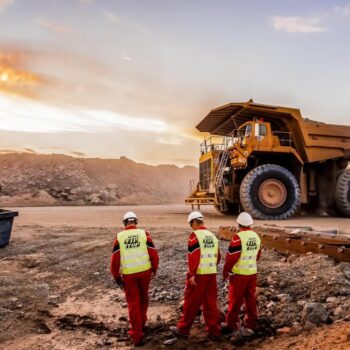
[0,0,350,165]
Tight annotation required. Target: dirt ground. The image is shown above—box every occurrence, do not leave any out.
[1,205,350,350]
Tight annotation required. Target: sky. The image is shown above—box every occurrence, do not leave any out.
[0,0,350,166]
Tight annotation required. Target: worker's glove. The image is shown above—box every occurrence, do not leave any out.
[115,276,124,290]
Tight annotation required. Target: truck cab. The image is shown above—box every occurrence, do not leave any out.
[231,120,273,168]
[241,120,269,144]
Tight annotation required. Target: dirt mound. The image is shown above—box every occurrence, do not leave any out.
[0,153,197,206]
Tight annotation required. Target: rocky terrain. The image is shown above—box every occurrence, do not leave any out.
[138,241,350,347]
[0,153,197,206]
[1,205,350,349]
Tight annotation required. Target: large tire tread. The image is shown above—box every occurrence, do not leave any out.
[335,169,350,217]
[240,164,300,220]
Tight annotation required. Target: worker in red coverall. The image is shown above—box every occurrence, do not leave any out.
[110,211,159,346]
[170,211,221,340]
[223,212,261,338]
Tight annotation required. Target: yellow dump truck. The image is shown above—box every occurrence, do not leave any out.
[186,100,350,219]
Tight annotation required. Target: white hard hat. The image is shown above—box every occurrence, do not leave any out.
[237,212,253,227]
[123,211,138,221]
[188,211,204,223]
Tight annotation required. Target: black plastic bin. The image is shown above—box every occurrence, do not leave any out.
[0,209,18,247]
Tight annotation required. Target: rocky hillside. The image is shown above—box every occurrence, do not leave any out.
[0,153,198,206]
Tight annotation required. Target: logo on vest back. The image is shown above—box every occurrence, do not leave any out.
[124,235,141,249]
[203,235,214,248]
[246,237,257,251]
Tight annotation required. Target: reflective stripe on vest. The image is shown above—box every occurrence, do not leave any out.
[194,229,219,274]
[232,230,261,275]
[118,228,151,275]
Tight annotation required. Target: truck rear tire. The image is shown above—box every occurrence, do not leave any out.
[240,164,301,220]
[335,169,350,217]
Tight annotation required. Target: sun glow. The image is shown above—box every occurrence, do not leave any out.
[0,67,40,86]
[0,72,9,82]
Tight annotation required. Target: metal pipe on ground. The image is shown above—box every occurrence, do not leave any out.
[217,226,350,263]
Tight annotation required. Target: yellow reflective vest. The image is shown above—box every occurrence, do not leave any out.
[118,228,151,275]
[232,230,261,275]
[194,229,219,274]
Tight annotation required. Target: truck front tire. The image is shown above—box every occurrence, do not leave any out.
[240,164,301,220]
[335,169,350,217]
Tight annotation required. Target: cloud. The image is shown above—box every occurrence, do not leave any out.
[0,46,113,104]
[0,45,218,141]
[0,148,36,154]
[0,149,22,154]
[272,16,328,33]
[0,49,45,98]
[0,67,42,85]
[121,51,131,62]
[0,94,170,134]
[334,4,350,17]
[103,11,118,23]
[70,151,87,157]
[35,19,72,35]
[0,128,199,166]
[0,0,14,14]
[102,10,149,36]
[0,92,199,165]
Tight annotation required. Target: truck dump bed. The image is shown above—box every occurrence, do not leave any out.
[196,100,350,163]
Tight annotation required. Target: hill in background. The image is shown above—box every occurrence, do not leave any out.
[0,153,198,206]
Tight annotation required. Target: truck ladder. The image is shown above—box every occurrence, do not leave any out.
[215,150,229,188]
[215,150,229,211]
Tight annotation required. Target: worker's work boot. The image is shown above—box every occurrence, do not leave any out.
[220,324,233,335]
[240,327,255,337]
[169,326,188,338]
[229,329,242,343]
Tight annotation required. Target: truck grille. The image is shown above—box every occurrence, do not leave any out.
[199,159,211,191]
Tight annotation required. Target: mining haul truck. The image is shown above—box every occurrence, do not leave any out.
[185,100,350,219]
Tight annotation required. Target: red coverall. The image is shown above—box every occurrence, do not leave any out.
[110,225,159,345]
[223,227,261,331]
[177,226,221,337]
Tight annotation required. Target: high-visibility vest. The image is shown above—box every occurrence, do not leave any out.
[232,230,261,275]
[118,228,151,275]
[194,229,219,275]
